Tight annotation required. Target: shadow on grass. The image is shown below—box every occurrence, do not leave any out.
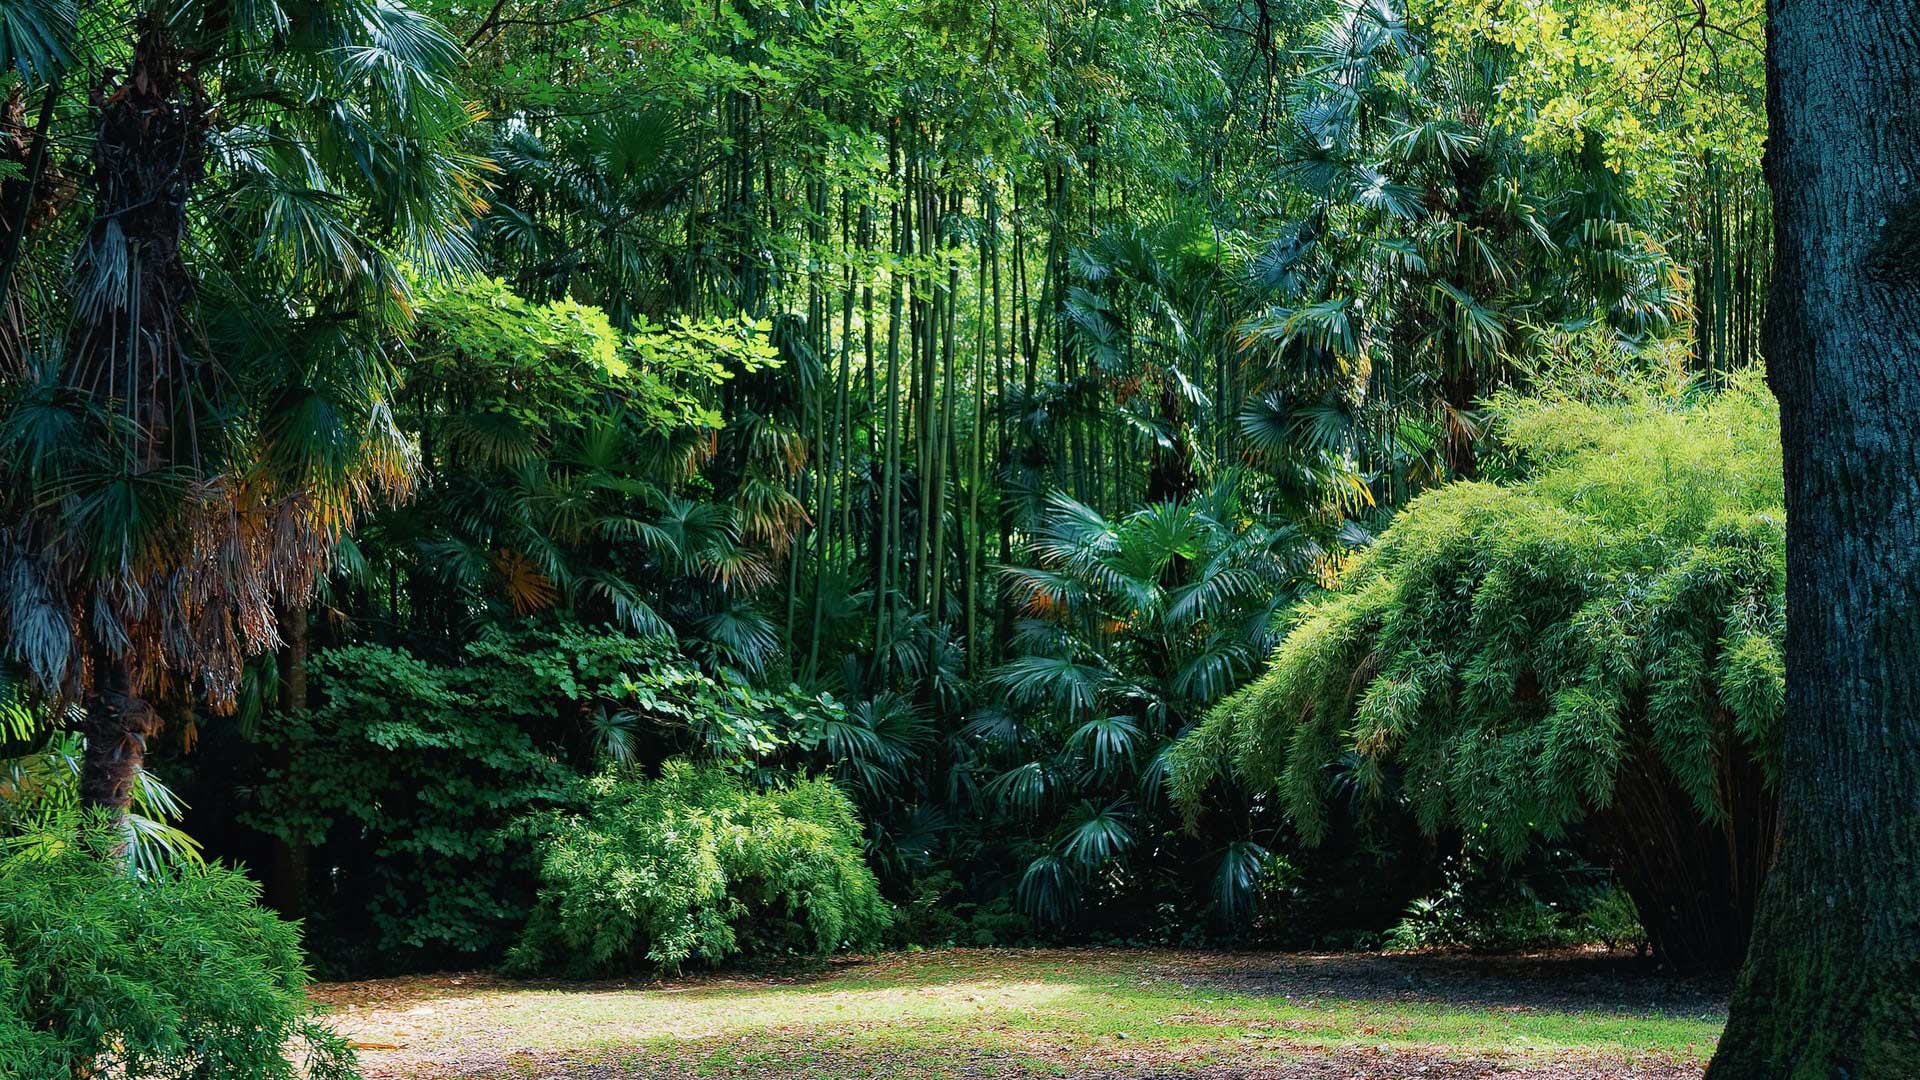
[1180,950,1731,1018]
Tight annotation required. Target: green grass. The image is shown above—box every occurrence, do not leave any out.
[323,949,1725,1078]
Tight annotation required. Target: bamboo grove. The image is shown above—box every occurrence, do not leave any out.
[450,0,1770,673]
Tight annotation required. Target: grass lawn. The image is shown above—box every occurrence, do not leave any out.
[315,948,1727,1079]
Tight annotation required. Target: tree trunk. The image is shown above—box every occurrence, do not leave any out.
[1707,1,1920,1074]
[1439,366,1477,481]
[1145,382,1196,505]
[79,644,155,839]
[74,21,203,844]
[267,602,311,918]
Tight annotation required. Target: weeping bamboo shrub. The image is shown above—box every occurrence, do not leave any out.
[1171,373,1784,968]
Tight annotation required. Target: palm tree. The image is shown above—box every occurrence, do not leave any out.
[981,477,1314,923]
[0,0,485,830]
[1064,216,1236,504]
[480,105,700,321]
[372,275,787,676]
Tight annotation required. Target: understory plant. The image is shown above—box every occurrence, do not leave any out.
[507,760,890,976]
[1381,839,1641,953]
[1173,373,1784,969]
[975,478,1315,930]
[0,839,354,1080]
[245,620,841,969]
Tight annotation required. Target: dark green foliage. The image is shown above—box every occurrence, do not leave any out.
[1383,843,1641,954]
[1173,375,1784,966]
[381,275,783,666]
[106,0,1785,975]
[1238,0,1687,496]
[507,761,890,976]
[245,621,842,969]
[0,0,484,829]
[246,639,574,964]
[975,478,1317,929]
[0,845,354,1080]
[887,870,1038,949]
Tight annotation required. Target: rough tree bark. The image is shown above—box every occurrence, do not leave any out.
[1706,1,1920,1075]
[70,21,209,827]
[78,647,157,819]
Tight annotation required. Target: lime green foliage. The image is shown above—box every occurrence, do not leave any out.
[1172,374,1784,855]
[1583,886,1648,953]
[248,622,844,965]
[508,761,890,976]
[1414,0,1766,185]
[0,846,355,1080]
[388,275,788,667]
[333,950,1725,1077]
[408,275,776,439]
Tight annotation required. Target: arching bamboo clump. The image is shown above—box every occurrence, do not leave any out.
[1171,376,1785,969]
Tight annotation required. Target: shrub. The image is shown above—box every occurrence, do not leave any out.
[243,621,842,971]
[246,639,575,967]
[1380,841,1623,953]
[0,845,354,1080]
[1172,374,1783,969]
[507,761,891,975]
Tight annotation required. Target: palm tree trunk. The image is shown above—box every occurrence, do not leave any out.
[79,644,155,836]
[1440,365,1477,480]
[74,22,203,842]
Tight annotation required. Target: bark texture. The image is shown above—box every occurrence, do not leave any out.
[1707,1,1920,1075]
[69,23,208,823]
[78,647,156,818]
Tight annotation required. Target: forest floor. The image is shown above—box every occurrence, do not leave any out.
[314,948,1728,1079]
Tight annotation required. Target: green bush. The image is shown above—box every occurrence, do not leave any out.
[246,638,576,966]
[1380,841,1624,953]
[0,846,354,1080]
[1172,374,1784,968]
[244,620,842,970]
[507,761,891,975]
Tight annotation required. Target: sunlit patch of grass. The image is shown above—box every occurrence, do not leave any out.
[326,949,1725,1078]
